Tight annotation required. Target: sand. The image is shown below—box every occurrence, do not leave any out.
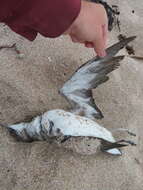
[0,0,143,189]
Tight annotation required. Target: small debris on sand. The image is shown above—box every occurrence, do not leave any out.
[132,10,135,14]
[47,56,52,62]
[134,158,141,165]
[0,43,25,59]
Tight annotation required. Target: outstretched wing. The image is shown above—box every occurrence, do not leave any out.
[60,36,136,119]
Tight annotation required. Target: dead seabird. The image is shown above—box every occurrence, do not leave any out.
[7,109,136,155]
[6,36,136,155]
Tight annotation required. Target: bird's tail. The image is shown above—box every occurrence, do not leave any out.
[100,139,136,155]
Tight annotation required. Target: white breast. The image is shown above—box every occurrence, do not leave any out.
[42,109,115,143]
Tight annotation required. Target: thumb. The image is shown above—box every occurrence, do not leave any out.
[93,27,106,57]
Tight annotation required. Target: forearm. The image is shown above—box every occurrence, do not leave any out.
[0,0,81,40]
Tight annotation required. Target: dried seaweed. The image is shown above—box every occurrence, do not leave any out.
[0,43,16,50]
[130,56,143,61]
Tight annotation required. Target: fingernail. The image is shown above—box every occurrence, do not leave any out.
[99,50,106,57]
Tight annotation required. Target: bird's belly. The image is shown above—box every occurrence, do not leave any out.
[44,109,115,142]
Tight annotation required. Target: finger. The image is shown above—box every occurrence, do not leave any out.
[70,35,84,44]
[93,26,106,57]
[102,24,108,48]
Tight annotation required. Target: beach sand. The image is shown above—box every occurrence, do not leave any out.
[0,0,143,189]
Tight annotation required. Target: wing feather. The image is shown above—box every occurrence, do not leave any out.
[60,36,136,119]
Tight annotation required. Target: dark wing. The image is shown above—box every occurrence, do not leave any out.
[60,36,136,119]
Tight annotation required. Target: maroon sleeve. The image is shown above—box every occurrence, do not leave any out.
[0,0,81,40]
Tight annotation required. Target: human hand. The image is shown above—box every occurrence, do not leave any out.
[65,0,108,57]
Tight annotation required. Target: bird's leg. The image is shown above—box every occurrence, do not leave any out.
[115,139,136,146]
[111,128,136,137]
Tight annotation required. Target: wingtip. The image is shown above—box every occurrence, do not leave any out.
[118,35,136,50]
[128,35,137,40]
[122,35,137,44]
[106,35,136,57]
